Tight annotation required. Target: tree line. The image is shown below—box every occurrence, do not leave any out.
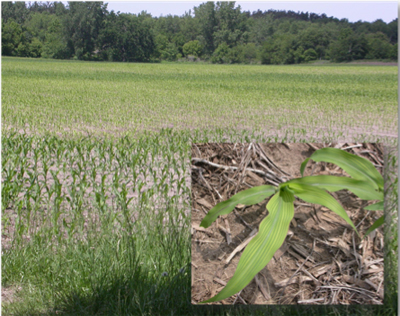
[2,1,398,64]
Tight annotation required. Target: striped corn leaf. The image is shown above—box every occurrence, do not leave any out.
[300,147,383,192]
[363,201,384,237]
[287,182,359,236]
[287,175,383,201]
[364,201,384,211]
[200,185,276,228]
[364,215,384,237]
[200,188,294,303]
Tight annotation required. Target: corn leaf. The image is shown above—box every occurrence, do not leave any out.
[300,147,383,191]
[200,188,294,303]
[364,215,384,237]
[287,175,383,201]
[200,185,276,228]
[287,182,359,236]
[364,201,384,211]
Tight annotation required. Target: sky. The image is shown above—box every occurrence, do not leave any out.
[104,1,398,24]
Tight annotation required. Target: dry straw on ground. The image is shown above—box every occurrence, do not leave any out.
[191,143,384,305]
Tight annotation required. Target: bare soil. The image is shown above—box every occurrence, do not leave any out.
[1,286,22,305]
[191,143,384,305]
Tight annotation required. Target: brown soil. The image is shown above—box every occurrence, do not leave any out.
[191,143,384,305]
[1,286,22,304]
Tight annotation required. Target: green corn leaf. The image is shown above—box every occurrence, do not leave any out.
[287,175,383,201]
[300,147,383,191]
[200,185,276,228]
[300,158,311,178]
[287,182,359,236]
[200,188,294,303]
[364,201,384,211]
[364,215,384,237]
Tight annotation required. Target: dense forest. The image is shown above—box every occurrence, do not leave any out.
[1,1,398,64]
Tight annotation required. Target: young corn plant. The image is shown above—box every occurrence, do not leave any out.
[199,147,384,303]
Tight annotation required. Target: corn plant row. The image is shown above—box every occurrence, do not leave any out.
[2,131,191,246]
[2,128,397,247]
[2,128,398,315]
[2,58,397,140]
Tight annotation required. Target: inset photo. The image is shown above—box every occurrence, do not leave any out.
[191,143,384,305]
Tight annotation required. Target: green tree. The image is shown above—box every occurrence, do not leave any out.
[241,42,258,63]
[28,37,42,57]
[370,19,389,37]
[16,41,30,57]
[24,12,55,43]
[260,38,275,64]
[387,18,398,44]
[2,4,68,58]
[41,15,69,59]
[154,34,169,59]
[261,33,297,64]
[213,2,248,48]
[293,45,305,63]
[182,40,203,57]
[329,28,368,62]
[297,23,335,59]
[154,14,181,40]
[54,2,68,17]
[180,10,200,43]
[1,3,396,64]
[65,1,108,60]
[226,45,243,63]
[366,32,392,59]
[1,1,29,24]
[248,14,274,46]
[98,12,156,62]
[211,42,231,63]
[389,43,397,60]
[1,2,15,23]
[27,1,57,15]
[304,48,317,61]
[160,43,180,61]
[172,33,186,56]
[194,2,217,55]
[2,19,23,56]
[275,19,291,34]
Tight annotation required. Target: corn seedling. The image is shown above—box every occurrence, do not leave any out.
[2,58,397,140]
[199,147,384,303]
[1,57,396,314]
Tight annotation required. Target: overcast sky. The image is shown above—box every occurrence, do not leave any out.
[104,1,398,23]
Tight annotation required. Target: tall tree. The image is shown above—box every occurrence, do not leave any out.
[180,10,200,43]
[248,13,274,46]
[194,2,217,55]
[65,1,108,59]
[98,12,156,62]
[329,28,368,62]
[2,19,23,56]
[387,18,398,44]
[1,2,397,63]
[366,32,393,59]
[297,23,336,59]
[213,1,249,48]
[1,1,29,24]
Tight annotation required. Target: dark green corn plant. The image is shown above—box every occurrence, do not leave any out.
[199,147,384,303]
